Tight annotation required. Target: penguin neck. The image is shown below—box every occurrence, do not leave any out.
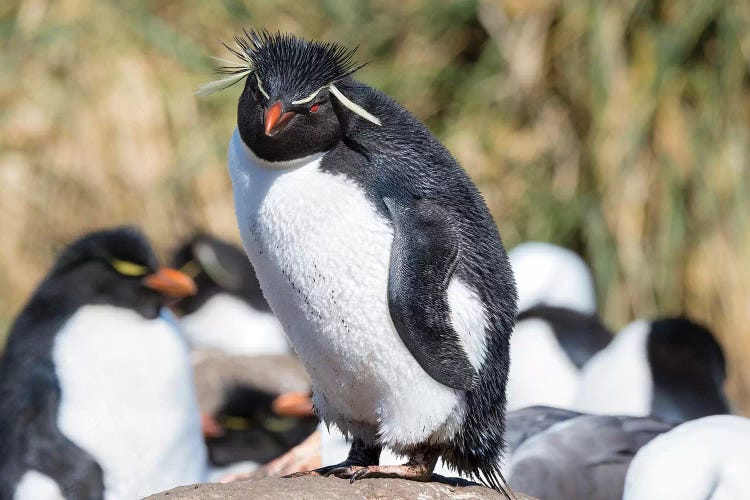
[240,135,327,171]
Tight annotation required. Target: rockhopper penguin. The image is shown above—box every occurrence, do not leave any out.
[205,31,518,490]
[0,227,207,500]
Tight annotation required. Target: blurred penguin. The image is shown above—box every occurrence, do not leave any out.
[171,234,288,356]
[508,412,673,500]
[506,242,612,410]
[0,227,207,500]
[624,415,750,500]
[574,317,730,422]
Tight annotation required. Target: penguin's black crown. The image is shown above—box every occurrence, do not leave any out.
[231,30,363,105]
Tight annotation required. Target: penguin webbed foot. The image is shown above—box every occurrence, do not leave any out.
[339,447,440,483]
[283,438,381,479]
[338,463,434,483]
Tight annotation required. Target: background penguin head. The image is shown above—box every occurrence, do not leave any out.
[44,226,197,320]
[647,317,730,421]
[233,31,374,162]
[170,233,269,316]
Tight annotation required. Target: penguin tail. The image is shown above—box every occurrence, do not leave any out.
[473,466,513,499]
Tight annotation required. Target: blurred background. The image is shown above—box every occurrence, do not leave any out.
[0,0,748,412]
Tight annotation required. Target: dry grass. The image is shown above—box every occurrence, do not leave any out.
[1,0,749,411]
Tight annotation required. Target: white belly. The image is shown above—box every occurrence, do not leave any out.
[180,293,289,356]
[573,320,652,416]
[624,416,750,500]
[14,471,64,500]
[228,130,475,448]
[507,318,580,410]
[53,306,207,499]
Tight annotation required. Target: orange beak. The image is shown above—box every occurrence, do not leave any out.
[264,101,296,136]
[272,392,315,418]
[143,267,197,298]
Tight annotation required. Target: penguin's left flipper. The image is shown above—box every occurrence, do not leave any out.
[384,196,479,391]
[19,365,105,499]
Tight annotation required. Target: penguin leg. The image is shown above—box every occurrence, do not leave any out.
[283,438,381,478]
[329,445,440,483]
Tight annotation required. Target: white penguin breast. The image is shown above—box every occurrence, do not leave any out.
[624,415,750,500]
[53,306,207,499]
[573,320,652,416]
[506,318,580,411]
[13,470,64,500]
[180,293,288,356]
[228,130,487,448]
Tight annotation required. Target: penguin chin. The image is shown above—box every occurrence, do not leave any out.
[236,132,328,171]
[136,303,161,320]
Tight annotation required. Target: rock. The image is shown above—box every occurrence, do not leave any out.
[146,476,535,499]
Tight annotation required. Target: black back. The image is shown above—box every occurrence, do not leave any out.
[516,305,613,368]
[0,227,170,499]
[647,317,729,423]
[170,234,269,316]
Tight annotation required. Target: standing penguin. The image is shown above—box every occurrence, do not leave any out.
[170,234,288,356]
[206,31,517,490]
[0,227,207,500]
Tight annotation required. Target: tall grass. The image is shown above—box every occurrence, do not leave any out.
[1,0,748,411]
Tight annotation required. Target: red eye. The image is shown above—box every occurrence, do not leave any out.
[310,103,320,113]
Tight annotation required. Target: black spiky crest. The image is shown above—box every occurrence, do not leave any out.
[243,30,364,94]
[201,30,364,96]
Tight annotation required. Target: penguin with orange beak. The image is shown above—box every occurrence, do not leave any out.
[204,31,518,492]
[0,227,207,500]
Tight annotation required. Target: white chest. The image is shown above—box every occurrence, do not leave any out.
[228,130,476,448]
[53,306,207,499]
[573,320,652,416]
[507,318,580,411]
[180,293,288,356]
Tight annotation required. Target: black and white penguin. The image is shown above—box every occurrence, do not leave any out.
[205,31,517,490]
[170,234,287,355]
[506,242,612,410]
[0,227,207,500]
[573,317,730,422]
[624,415,750,499]
[507,411,673,500]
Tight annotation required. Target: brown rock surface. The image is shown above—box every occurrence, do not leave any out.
[146,476,535,500]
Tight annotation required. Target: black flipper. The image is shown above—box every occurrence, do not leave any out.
[384,196,478,391]
[1,362,104,500]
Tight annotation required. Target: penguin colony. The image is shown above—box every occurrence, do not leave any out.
[0,29,747,500]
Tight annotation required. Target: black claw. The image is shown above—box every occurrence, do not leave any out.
[350,468,369,483]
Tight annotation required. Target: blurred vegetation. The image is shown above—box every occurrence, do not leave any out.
[0,0,748,411]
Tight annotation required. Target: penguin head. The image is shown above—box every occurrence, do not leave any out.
[199,31,381,163]
[46,227,197,320]
[170,233,268,315]
[647,317,730,420]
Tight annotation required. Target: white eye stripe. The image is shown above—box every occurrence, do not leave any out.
[255,74,270,99]
[291,87,325,105]
[328,83,382,126]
